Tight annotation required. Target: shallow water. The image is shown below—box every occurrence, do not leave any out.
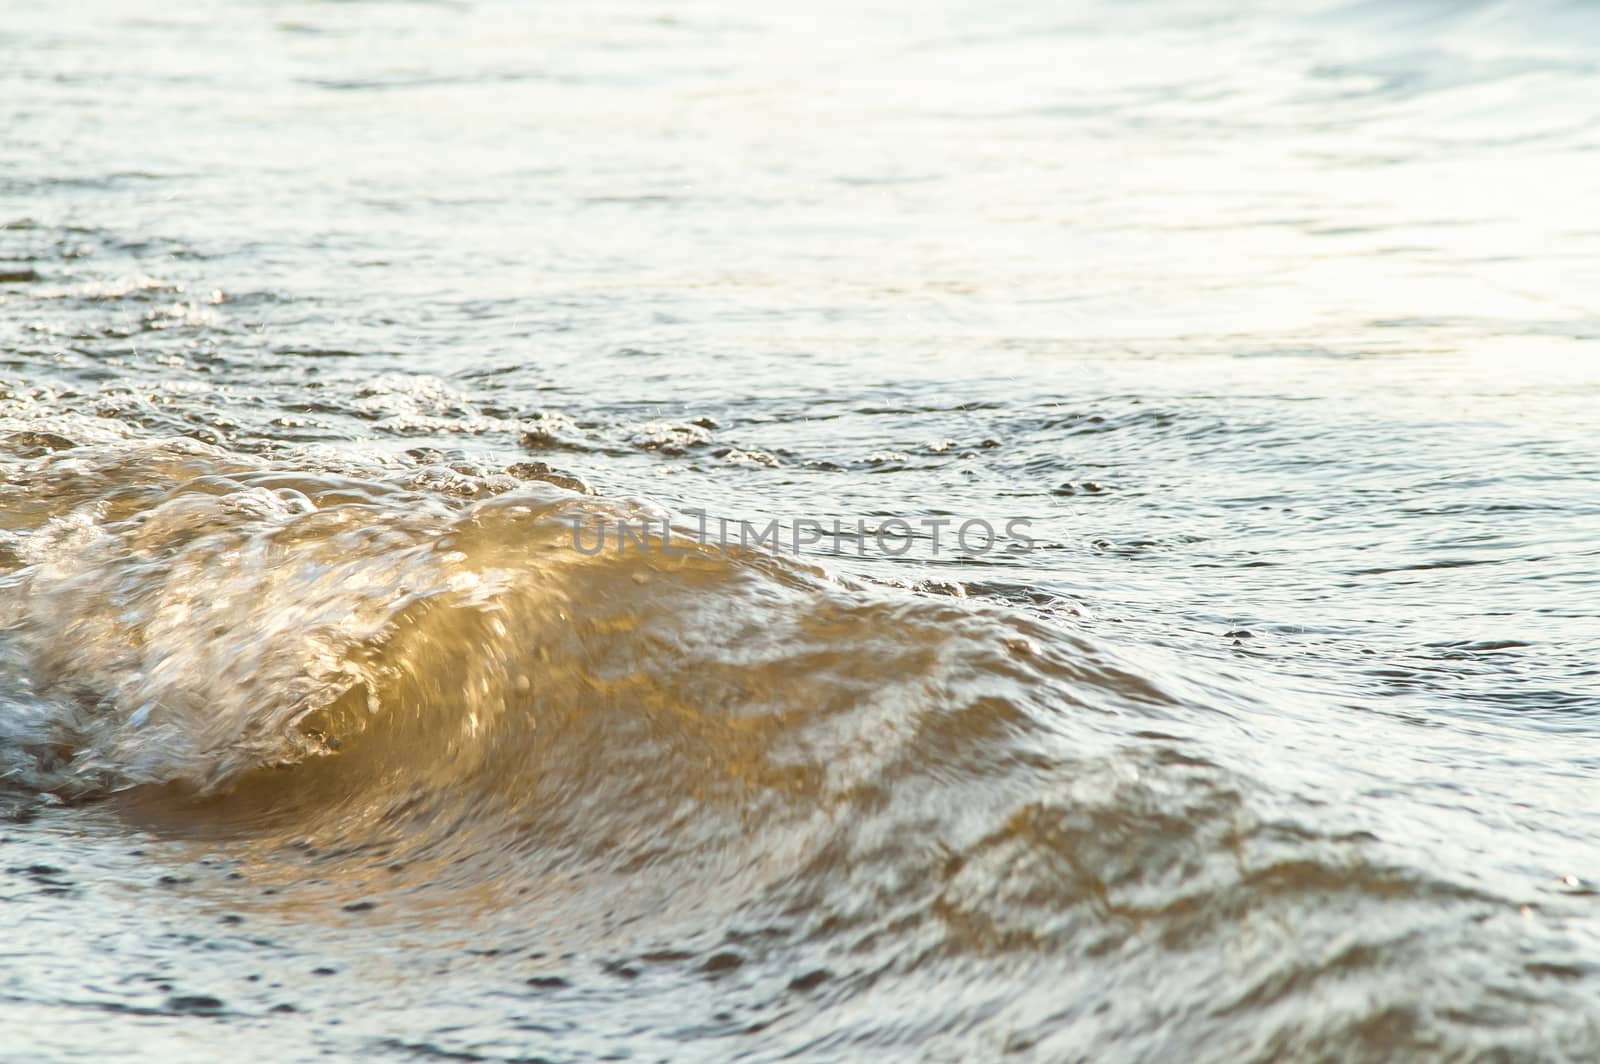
[2,0,1599,1059]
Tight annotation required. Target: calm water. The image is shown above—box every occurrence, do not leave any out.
[3,0,1599,1059]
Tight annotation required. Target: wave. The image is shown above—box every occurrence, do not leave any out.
[0,437,1135,805]
[3,436,1593,1059]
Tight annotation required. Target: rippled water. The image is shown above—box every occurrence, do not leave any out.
[3,0,1599,1059]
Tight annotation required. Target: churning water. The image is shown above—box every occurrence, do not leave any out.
[2,0,1599,1059]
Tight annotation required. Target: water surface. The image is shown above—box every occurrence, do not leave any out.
[3,0,1599,1059]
